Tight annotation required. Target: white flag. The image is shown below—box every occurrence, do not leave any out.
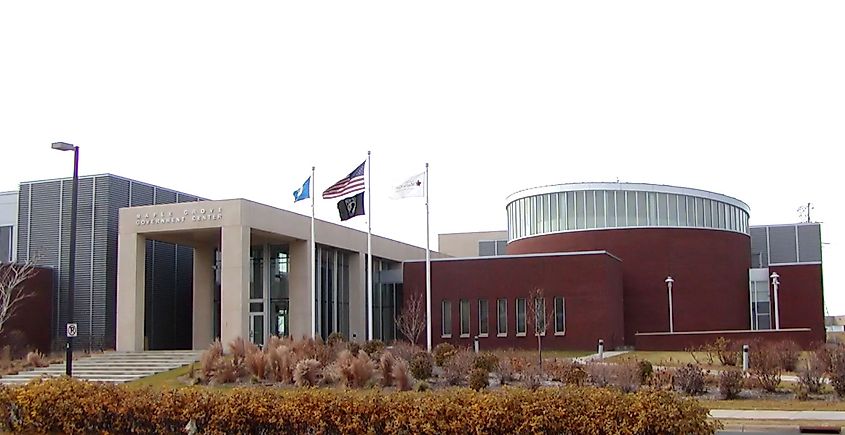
[390,171,425,199]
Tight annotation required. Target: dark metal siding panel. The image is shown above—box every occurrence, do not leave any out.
[177,193,199,203]
[769,226,798,264]
[175,245,194,348]
[155,189,177,205]
[90,176,111,349]
[105,176,130,349]
[131,183,154,207]
[15,184,30,261]
[798,225,822,263]
[749,227,768,268]
[67,177,94,349]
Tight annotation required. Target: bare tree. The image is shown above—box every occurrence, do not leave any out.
[395,291,426,345]
[525,288,554,371]
[0,260,39,336]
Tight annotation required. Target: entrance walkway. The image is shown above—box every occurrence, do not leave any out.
[572,350,630,363]
[0,350,202,385]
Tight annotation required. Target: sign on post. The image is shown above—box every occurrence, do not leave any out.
[66,323,78,338]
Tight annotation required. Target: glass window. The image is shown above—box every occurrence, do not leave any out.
[496,240,507,255]
[595,191,606,228]
[554,297,565,334]
[647,192,658,226]
[636,192,647,226]
[516,298,526,335]
[606,191,617,227]
[711,200,719,229]
[497,298,507,335]
[616,190,627,227]
[695,197,704,227]
[566,192,576,231]
[550,193,559,232]
[543,195,551,233]
[533,297,546,335]
[657,193,669,226]
[478,241,495,256]
[624,191,634,227]
[441,300,452,337]
[478,299,489,336]
[585,190,596,229]
[678,195,689,227]
[667,194,678,226]
[559,193,567,231]
[718,202,726,229]
[575,191,585,229]
[702,199,711,227]
[0,226,11,262]
[250,246,264,300]
[460,299,470,336]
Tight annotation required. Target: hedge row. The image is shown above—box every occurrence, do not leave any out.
[0,378,720,434]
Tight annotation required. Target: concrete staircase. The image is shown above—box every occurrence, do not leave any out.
[0,350,202,385]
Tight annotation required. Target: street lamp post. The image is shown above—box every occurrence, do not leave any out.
[771,272,781,330]
[665,276,674,333]
[52,141,78,376]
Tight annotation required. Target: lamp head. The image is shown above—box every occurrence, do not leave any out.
[770,272,780,284]
[665,276,674,284]
[51,142,76,151]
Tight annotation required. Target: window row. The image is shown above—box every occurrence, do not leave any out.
[441,297,566,338]
[507,190,750,240]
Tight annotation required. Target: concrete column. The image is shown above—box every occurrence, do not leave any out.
[192,244,215,350]
[220,226,250,350]
[289,239,311,339]
[348,252,365,342]
[116,233,146,352]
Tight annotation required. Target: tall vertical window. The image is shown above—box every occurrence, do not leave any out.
[478,299,489,336]
[533,297,546,336]
[460,299,470,337]
[497,298,507,336]
[516,298,527,335]
[554,297,566,334]
[441,300,452,337]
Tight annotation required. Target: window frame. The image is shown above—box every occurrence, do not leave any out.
[554,296,566,335]
[441,299,452,338]
[459,299,470,338]
[497,298,507,337]
[478,299,489,337]
[515,298,527,336]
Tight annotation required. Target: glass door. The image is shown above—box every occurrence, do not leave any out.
[271,300,289,337]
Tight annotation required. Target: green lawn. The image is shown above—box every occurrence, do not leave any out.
[127,364,193,389]
[702,398,845,411]
[605,351,712,367]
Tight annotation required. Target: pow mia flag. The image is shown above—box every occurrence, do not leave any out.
[337,191,365,221]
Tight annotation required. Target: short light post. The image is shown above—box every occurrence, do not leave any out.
[598,339,604,359]
[771,272,781,330]
[52,141,79,377]
[665,276,675,333]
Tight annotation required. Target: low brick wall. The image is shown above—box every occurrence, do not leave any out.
[634,328,819,350]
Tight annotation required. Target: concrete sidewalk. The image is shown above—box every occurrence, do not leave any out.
[572,350,630,363]
[711,409,845,421]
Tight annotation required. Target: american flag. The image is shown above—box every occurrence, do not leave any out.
[322,161,366,199]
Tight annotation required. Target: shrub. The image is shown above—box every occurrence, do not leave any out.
[718,369,743,400]
[362,340,385,357]
[798,353,824,394]
[750,343,782,392]
[585,362,613,388]
[245,350,268,380]
[415,381,430,391]
[522,364,542,391]
[473,352,499,373]
[228,337,246,365]
[710,337,738,366]
[268,345,295,384]
[346,341,362,356]
[379,351,395,387]
[637,360,653,384]
[25,351,48,368]
[547,360,587,386]
[327,332,345,347]
[409,351,433,380]
[293,358,322,387]
[612,360,642,393]
[386,342,419,362]
[0,378,722,434]
[469,368,489,391]
[432,342,457,367]
[674,364,706,395]
[794,384,810,401]
[393,358,412,391]
[817,343,845,397]
[336,350,375,388]
[212,358,240,384]
[497,355,516,385]
[649,368,675,390]
[200,340,224,381]
[772,340,800,372]
[443,351,473,386]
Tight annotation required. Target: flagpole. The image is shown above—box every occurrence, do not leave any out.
[367,150,373,341]
[425,162,432,351]
[310,166,316,339]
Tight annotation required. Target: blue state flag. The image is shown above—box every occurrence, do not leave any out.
[293,176,311,202]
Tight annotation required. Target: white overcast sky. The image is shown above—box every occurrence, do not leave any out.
[1,2,842,313]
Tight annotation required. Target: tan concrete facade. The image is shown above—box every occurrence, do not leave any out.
[116,199,430,351]
[438,230,507,257]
